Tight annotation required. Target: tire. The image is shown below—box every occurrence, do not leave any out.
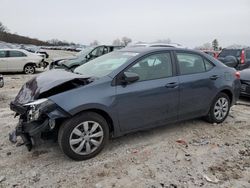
[58,112,109,161]
[24,64,36,74]
[205,93,231,123]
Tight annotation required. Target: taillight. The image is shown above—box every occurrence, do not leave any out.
[235,71,240,79]
[240,50,245,64]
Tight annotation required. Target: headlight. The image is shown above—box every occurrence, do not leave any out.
[25,98,48,106]
[24,98,55,122]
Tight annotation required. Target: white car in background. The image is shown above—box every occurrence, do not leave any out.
[0,49,43,74]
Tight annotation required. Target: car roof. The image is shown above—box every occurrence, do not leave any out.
[0,48,26,52]
[119,47,198,54]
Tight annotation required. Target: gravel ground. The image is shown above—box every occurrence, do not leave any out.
[0,50,250,188]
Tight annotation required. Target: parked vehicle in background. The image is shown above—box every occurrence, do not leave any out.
[202,50,219,59]
[218,48,250,70]
[0,49,44,74]
[239,68,250,97]
[10,47,240,160]
[49,45,124,71]
[130,43,185,48]
[25,47,49,59]
[0,75,4,88]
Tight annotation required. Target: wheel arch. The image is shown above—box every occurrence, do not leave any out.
[73,108,115,136]
[219,89,233,104]
[23,62,36,69]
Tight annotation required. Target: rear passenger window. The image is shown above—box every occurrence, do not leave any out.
[204,59,214,71]
[176,53,206,75]
[9,51,26,57]
[0,51,7,58]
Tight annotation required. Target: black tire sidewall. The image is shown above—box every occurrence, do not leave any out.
[209,93,231,123]
[58,112,109,161]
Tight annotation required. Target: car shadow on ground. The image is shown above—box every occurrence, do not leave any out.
[0,70,45,75]
[29,118,213,161]
[239,96,250,103]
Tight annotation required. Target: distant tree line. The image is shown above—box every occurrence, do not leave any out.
[0,31,51,46]
[112,37,132,46]
[0,21,76,46]
[195,39,222,51]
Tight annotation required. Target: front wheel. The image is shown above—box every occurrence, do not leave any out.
[58,112,109,161]
[205,93,231,123]
[24,65,36,74]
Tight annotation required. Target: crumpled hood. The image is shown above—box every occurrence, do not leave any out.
[14,69,93,105]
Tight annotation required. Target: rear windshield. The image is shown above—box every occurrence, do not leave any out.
[218,49,241,58]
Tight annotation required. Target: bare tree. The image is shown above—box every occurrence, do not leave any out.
[121,37,132,46]
[0,22,8,32]
[90,40,99,46]
[154,38,171,44]
[194,42,212,50]
[112,38,122,46]
[212,39,219,51]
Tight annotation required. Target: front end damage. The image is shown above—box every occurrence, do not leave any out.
[8,69,94,151]
[9,99,70,151]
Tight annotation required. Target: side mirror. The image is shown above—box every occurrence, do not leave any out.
[0,75,4,88]
[86,54,91,59]
[120,72,139,84]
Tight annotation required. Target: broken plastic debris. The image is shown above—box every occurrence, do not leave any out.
[176,139,188,146]
[203,174,219,184]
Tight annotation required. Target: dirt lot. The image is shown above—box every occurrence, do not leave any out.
[0,50,250,188]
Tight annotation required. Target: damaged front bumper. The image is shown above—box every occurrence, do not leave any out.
[9,119,49,151]
[9,100,70,151]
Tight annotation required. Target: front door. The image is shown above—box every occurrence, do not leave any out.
[115,52,179,132]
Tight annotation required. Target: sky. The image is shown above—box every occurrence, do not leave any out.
[0,0,250,48]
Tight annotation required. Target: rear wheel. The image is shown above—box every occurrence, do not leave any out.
[24,65,36,74]
[58,112,109,161]
[205,93,230,123]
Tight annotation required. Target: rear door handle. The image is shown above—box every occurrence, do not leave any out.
[210,75,219,80]
[165,82,178,88]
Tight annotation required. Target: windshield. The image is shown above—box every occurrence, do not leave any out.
[74,51,139,78]
[76,47,95,57]
[218,49,241,58]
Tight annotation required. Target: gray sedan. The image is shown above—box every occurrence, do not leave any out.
[10,47,241,160]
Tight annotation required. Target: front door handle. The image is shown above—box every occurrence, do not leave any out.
[165,82,178,88]
[210,75,219,80]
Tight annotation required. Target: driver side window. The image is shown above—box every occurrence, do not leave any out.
[126,53,173,81]
[91,47,105,57]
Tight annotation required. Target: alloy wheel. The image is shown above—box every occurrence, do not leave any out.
[213,97,229,120]
[24,66,35,74]
[69,121,104,155]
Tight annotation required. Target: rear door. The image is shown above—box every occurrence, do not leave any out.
[115,51,179,132]
[0,50,8,72]
[175,51,217,120]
